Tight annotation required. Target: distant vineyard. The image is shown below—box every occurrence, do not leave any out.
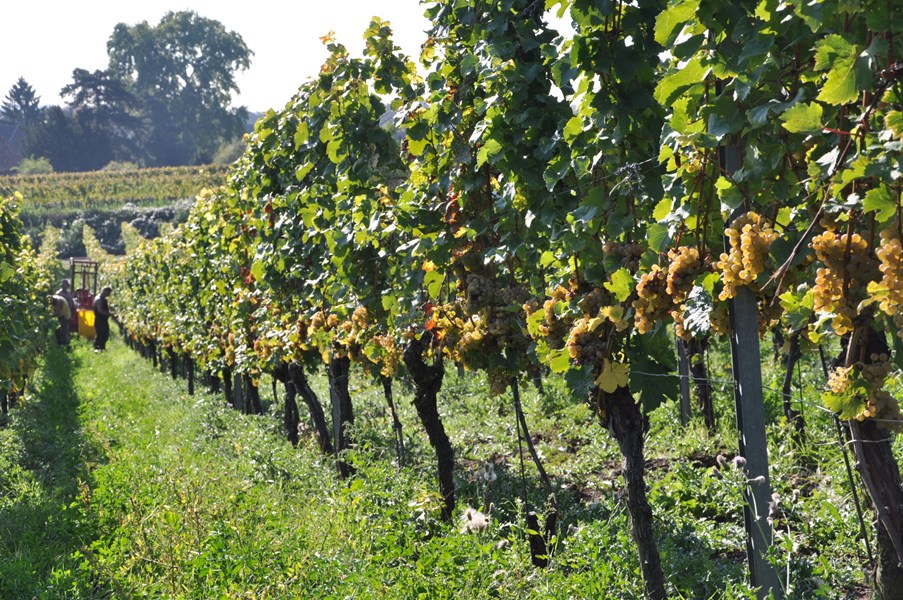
[0,165,230,213]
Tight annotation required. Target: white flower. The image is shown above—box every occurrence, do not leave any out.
[460,506,490,534]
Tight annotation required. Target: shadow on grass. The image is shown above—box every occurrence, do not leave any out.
[0,343,103,597]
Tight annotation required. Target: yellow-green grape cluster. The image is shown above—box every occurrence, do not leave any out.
[523,287,570,350]
[876,229,903,336]
[828,355,902,429]
[827,365,852,394]
[603,241,645,272]
[489,286,531,353]
[633,265,670,334]
[433,302,465,355]
[718,212,778,300]
[433,300,493,367]
[351,306,370,330]
[811,230,879,335]
[667,246,707,303]
[858,356,901,427]
[456,316,490,362]
[486,365,511,396]
[566,316,607,365]
[578,287,608,317]
[308,310,339,334]
[373,333,402,378]
[673,308,690,340]
[465,274,495,312]
[710,303,730,335]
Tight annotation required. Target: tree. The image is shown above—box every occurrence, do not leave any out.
[106,11,252,166]
[61,68,143,167]
[20,106,85,172]
[0,77,41,126]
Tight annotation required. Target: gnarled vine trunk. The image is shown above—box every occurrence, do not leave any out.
[222,366,234,408]
[273,364,300,446]
[288,363,333,455]
[169,347,178,380]
[844,326,903,596]
[602,385,667,600]
[241,374,262,415]
[381,377,406,464]
[687,338,714,433]
[780,334,804,445]
[328,355,355,478]
[403,334,455,522]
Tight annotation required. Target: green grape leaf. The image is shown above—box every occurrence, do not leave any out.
[821,390,864,420]
[527,309,545,338]
[779,288,815,332]
[293,122,310,148]
[780,102,823,133]
[655,59,708,108]
[654,0,699,47]
[604,268,634,303]
[814,35,871,106]
[549,348,571,374]
[886,111,903,139]
[563,116,584,143]
[647,223,672,252]
[564,365,595,399]
[629,351,678,413]
[544,154,570,189]
[249,261,265,283]
[653,198,672,222]
[476,138,503,168]
[863,186,898,223]
[715,177,745,211]
[424,270,444,300]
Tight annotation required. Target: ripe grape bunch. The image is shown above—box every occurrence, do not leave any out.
[633,265,669,334]
[666,246,707,303]
[875,228,903,336]
[603,241,645,272]
[465,273,495,312]
[828,355,903,429]
[523,285,571,350]
[811,229,879,336]
[717,212,778,301]
[566,316,608,365]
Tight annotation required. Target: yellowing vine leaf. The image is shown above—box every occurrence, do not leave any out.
[595,359,629,393]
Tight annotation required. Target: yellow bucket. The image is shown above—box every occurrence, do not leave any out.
[78,309,96,339]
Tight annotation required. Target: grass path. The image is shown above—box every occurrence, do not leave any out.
[0,345,98,597]
[1,337,338,598]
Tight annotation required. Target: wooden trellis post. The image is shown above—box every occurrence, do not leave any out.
[721,139,782,599]
[677,336,692,426]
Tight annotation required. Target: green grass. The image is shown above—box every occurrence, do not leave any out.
[0,332,890,598]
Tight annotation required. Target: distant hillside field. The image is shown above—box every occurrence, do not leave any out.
[0,166,229,215]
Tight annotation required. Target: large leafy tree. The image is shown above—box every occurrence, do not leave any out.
[0,77,41,126]
[107,10,252,166]
[20,106,84,172]
[60,69,143,168]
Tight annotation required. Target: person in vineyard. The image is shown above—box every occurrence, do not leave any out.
[92,286,114,352]
[48,294,72,347]
[55,279,76,344]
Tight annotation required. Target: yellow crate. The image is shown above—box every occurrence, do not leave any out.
[78,309,96,339]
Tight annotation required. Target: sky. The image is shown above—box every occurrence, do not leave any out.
[2,0,432,113]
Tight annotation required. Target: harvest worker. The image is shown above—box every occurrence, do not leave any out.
[93,286,114,352]
[48,294,72,347]
[55,279,77,343]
